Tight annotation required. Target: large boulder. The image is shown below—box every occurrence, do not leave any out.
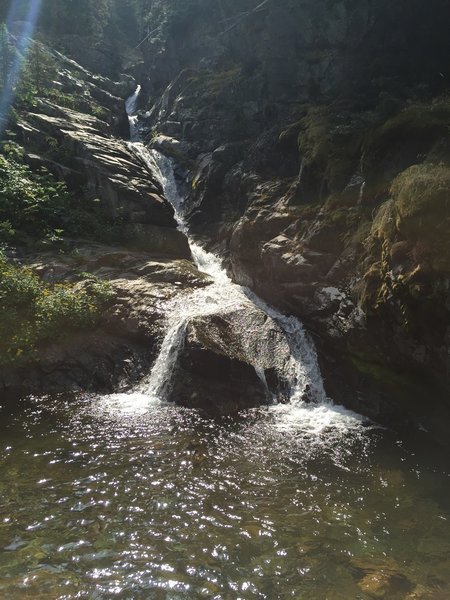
[167,304,295,414]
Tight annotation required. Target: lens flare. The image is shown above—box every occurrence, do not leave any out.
[0,0,43,137]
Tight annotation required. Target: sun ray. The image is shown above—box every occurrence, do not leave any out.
[0,0,43,138]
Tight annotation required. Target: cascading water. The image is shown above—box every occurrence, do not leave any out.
[125,84,141,141]
[126,86,366,434]
[147,150,327,405]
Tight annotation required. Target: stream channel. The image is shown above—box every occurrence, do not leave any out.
[0,88,448,600]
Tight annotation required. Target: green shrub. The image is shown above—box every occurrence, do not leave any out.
[0,153,72,245]
[0,151,136,248]
[0,253,114,366]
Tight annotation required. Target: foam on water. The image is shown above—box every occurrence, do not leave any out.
[99,392,157,416]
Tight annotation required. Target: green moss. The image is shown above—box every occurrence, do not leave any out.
[344,216,372,248]
[369,101,450,148]
[278,119,304,151]
[392,163,450,234]
[298,107,331,164]
[297,107,365,194]
[358,262,384,310]
[362,98,450,193]
[370,199,397,242]
[391,163,450,271]
[350,354,428,401]
[188,67,242,101]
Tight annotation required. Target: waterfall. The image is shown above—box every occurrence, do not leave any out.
[125,84,141,141]
[125,86,366,432]
[137,121,327,405]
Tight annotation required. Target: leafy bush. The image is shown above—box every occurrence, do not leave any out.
[0,253,114,366]
[0,151,135,248]
[0,153,73,246]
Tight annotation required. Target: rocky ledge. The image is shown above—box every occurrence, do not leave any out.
[0,243,203,399]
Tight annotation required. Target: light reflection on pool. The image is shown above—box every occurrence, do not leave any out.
[0,393,449,599]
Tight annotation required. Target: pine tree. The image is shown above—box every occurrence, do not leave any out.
[0,24,12,90]
[24,40,57,94]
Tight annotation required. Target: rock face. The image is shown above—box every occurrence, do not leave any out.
[12,48,183,249]
[133,0,450,437]
[18,103,178,230]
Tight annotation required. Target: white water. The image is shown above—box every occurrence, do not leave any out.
[125,84,141,141]
[125,87,367,436]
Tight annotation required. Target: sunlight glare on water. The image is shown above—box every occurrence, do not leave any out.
[0,394,449,600]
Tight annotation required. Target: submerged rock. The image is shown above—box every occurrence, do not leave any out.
[352,556,412,599]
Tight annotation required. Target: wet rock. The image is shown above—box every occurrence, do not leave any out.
[352,556,413,599]
[171,345,268,415]
[358,572,395,598]
[126,224,191,258]
[405,585,450,599]
[168,305,294,413]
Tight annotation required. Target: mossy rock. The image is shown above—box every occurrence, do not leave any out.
[298,106,331,165]
[297,107,364,195]
[187,67,243,102]
[350,353,432,404]
[358,262,384,310]
[391,163,450,271]
[392,163,450,236]
[278,119,303,146]
[363,100,450,194]
[370,199,397,242]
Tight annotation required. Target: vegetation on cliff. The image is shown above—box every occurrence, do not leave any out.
[0,14,134,372]
[0,253,113,367]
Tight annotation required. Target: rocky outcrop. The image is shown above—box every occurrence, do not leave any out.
[0,243,208,400]
[132,0,450,437]
[17,102,180,232]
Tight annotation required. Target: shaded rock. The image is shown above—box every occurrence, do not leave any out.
[127,224,191,258]
[0,332,153,400]
[171,345,268,415]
